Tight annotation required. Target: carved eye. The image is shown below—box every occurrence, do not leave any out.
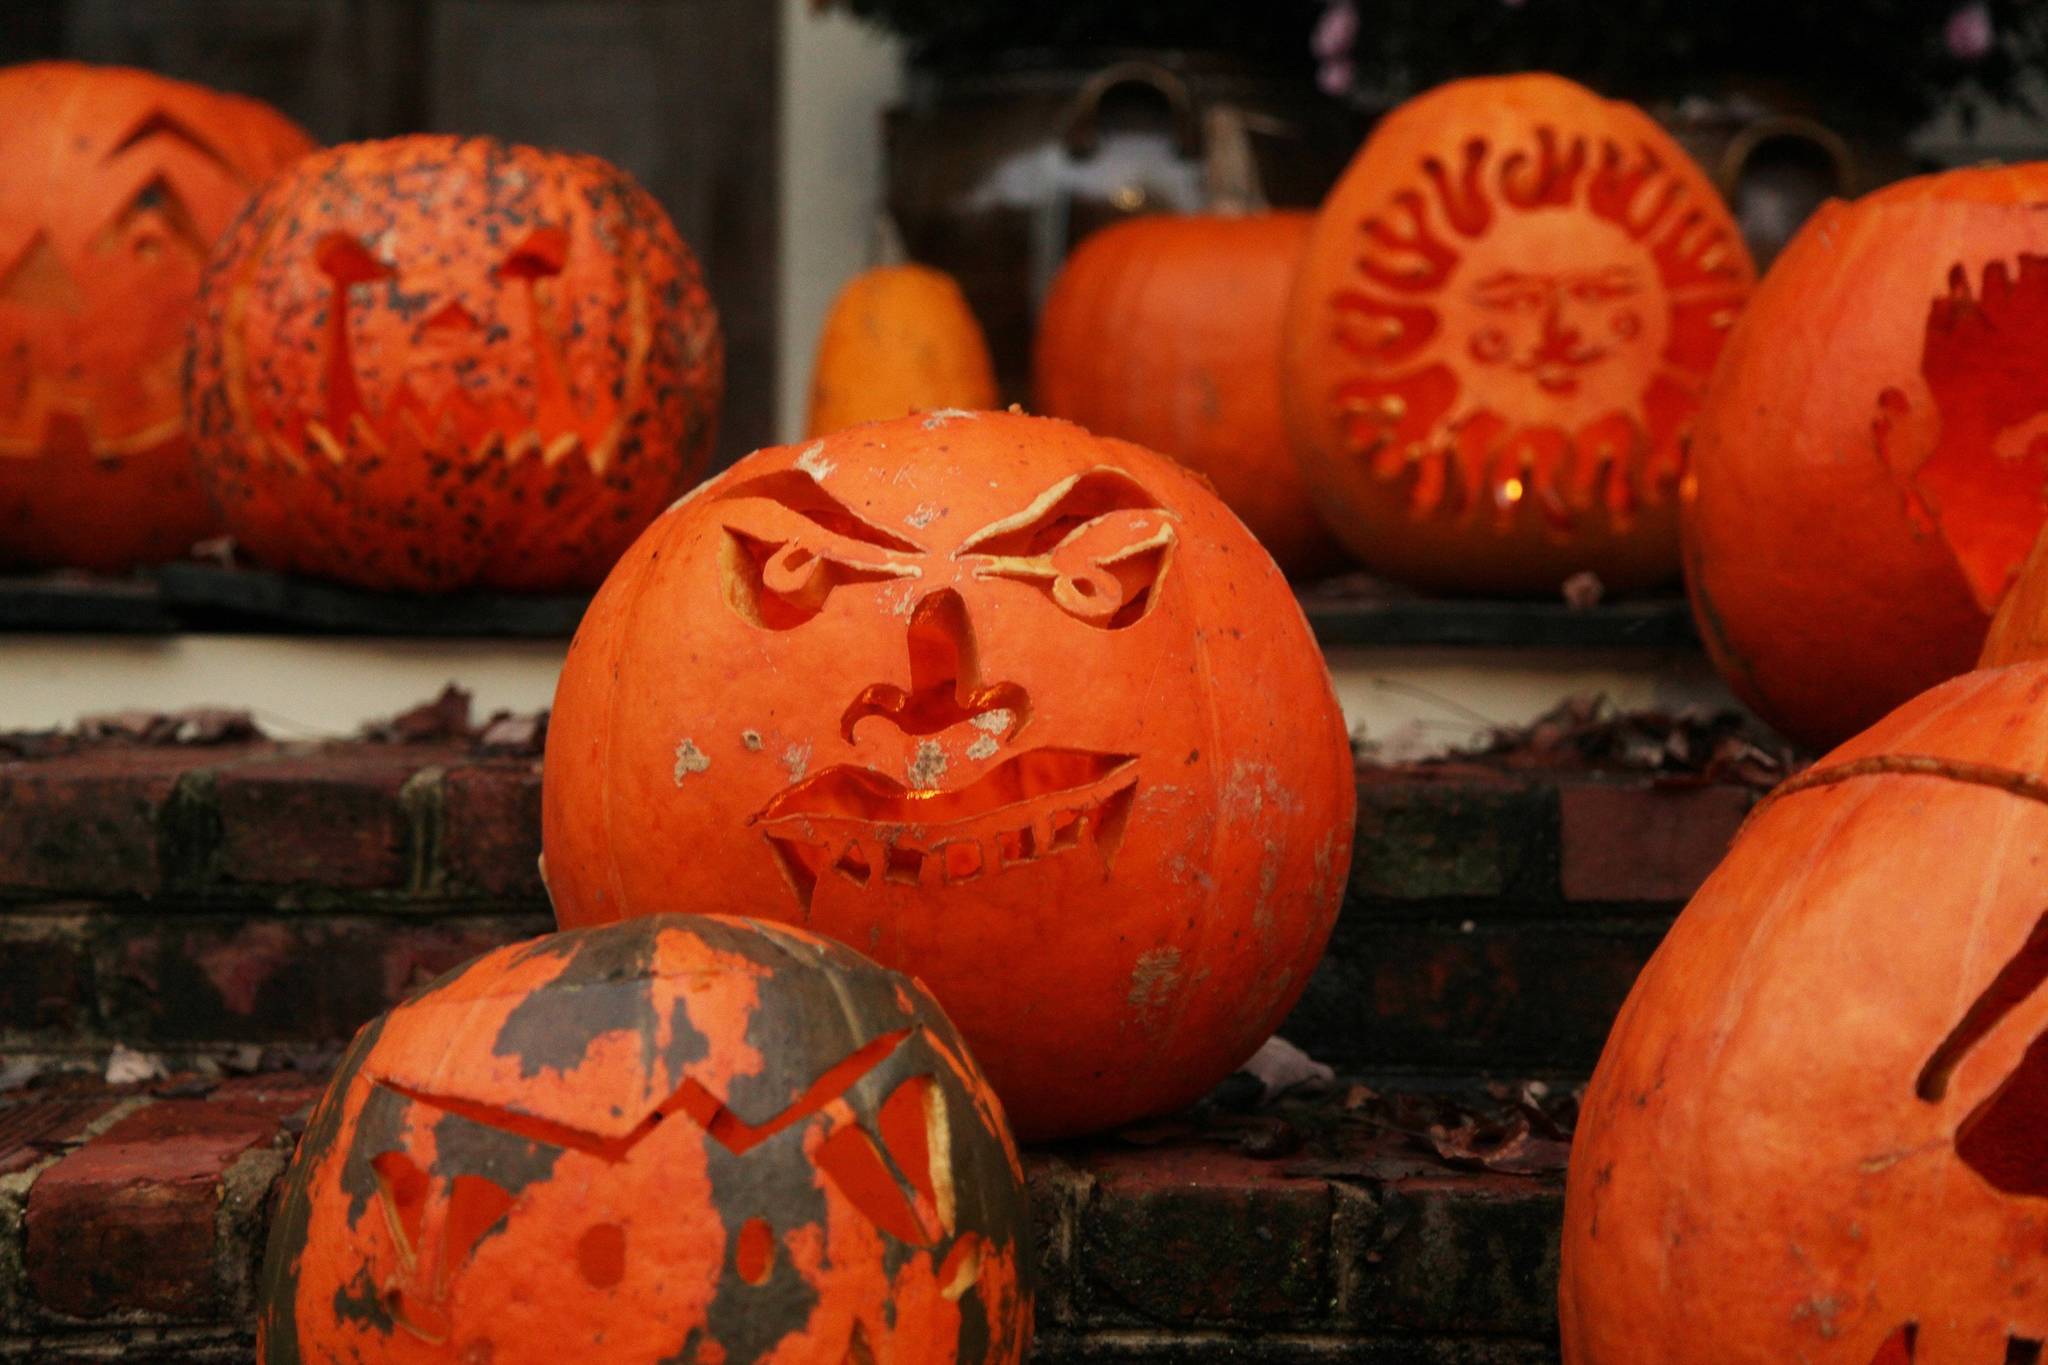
[958,470,1175,630]
[498,226,569,281]
[316,232,392,286]
[717,471,923,630]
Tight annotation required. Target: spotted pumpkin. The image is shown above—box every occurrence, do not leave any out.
[188,134,724,593]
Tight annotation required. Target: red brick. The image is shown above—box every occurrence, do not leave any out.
[1558,781,1753,903]
[0,1096,116,1178]
[212,746,455,889]
[99,913,546,1044]
[440,760,545,898]
[0,916,93,1037]
[1075,1144,1332,1328]
[25,1099,278,1318]
[0,749,211,897]
[1353,767,1556,901]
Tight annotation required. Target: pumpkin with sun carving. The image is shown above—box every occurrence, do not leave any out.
[187,134,723,593]
[1562,662,2048,1364]
[541,410,1355,1140]
[0,61,312,571]
[1283,73,1755,595]
[259,914,1031,1364]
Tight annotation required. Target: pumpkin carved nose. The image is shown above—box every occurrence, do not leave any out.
[840,589,1028,744]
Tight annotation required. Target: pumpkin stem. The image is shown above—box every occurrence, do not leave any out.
[1203,105,1268,217]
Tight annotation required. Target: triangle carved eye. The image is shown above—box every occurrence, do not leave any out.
[316,232,392,287]
[499,226,569,281]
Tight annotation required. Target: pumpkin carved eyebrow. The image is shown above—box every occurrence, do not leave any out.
[105,107,238,178]
[373,1026,913,1160]
[955,467,1164,558]
[717,469,922,554]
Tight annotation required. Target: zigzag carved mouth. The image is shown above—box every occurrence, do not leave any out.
[751,747,1137,909]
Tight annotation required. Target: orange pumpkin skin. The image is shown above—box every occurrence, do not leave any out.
[258,914,1032,1364]
[0,62,312,571]
[1036,212,1348,580]
[188,134,723,593]
[1283,73,1754,595]
[805,264,995,438]
[1684,164,2048,749]
[541,410,1355,1140]
[1561,663,2048,1364]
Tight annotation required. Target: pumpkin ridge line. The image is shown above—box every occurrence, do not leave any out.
[1752,753,2048,824]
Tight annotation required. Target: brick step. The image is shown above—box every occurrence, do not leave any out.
[0,738,1756,1077]
[0,1071,1563,1364]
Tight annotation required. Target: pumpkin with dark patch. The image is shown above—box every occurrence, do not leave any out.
[259,914,1031,1363]
[0,61,312,571]
[188,133,724,593]
[541,409,1355,1140]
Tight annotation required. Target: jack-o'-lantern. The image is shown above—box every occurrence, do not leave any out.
[1684,163,2048,749]
[541,410,1355,1140]
[0,62,312,571]
[1037,211,1348,580]
[1283,73,1755,595]
[806,263,995,438]
[188,134,723,593]
[259,914,1032,1364]
[1562,662,2048,1363]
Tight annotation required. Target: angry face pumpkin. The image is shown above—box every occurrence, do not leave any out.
[541,410,1356,1140]
[259,914,1031,1364]
[187,133,723,592]
[0,61,312,570]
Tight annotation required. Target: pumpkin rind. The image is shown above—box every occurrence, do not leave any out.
[806,264,995,437]
[1283,73,1755,595]
[1036,211,1347,579]
[540,409,1355,1140]
[0,61,312,571]
[188,133,724,593]
[1561,663,2048,1363]
[1684,163,2048,748]
[259,914,1032,1364]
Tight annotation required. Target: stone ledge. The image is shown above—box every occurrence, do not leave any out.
[0,1076,1565,1361]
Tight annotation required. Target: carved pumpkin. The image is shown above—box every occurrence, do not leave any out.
[188,134,724,593]
[1684,164,2048,748]
[1562,662,2048,1363]
[806,264,996,438]
[1981,521,2048,669]
[259,914,1032,1364]
[0,61,312,571]
[541,410,1354,1140]
[1036,211,1348,579]
[1283,73,1755,595]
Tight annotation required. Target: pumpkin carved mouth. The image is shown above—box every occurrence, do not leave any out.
[752,747,1138,907]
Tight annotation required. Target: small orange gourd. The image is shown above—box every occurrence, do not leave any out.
[805,264,996,437]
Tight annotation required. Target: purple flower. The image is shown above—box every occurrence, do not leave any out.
[1317,55,1356,97]
[1312,0,1359,61]
[1947,2,1994,61]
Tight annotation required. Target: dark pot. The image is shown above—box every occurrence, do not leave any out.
[885,51,1366,402]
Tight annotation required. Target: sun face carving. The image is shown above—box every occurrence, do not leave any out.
[540,412,1357,1139]
[0,62,312,570]
[188,134,725,593]
[258,916,1033,1364]
[1327,129,1747,530]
